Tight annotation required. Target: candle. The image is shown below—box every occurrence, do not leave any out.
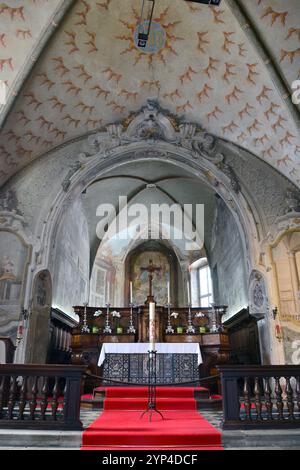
[107,281,110,304]
[130,281,133,304]
[167,281,170,304]
[149,302,156,351]
[187,281,190,305]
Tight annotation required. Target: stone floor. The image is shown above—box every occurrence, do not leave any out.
[0,408,299,450]
[79,408,300,450]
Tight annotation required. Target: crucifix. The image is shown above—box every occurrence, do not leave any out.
[140,259,162,304]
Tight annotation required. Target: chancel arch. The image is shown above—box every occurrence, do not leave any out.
[0,100,298,370]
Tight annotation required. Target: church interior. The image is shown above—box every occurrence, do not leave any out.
[0,0,300,452]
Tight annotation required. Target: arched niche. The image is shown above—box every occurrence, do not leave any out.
[125,241,180,307]
[25,269,52,364]
[270,230,300,364]
[0,228,31,340]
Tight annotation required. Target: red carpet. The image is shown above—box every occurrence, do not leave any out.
[81,387,223,450]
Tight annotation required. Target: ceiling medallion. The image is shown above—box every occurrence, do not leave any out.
[134,21,166,53]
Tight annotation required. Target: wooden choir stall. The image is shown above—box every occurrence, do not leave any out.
[71,304,230,391]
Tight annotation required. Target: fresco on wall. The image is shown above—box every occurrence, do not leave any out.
[0,232,27,304]
[52,198,90,316]
[132,251,170,306]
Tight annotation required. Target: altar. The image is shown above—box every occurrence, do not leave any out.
[98,343,202,384]
[71,304,230,390]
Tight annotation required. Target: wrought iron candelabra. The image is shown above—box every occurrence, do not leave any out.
[140,350,164,422]
[81,302,90,333]
[165,303,174,334]
[103,303,112,334]
[186,303,195,334]
[127,302,136,334]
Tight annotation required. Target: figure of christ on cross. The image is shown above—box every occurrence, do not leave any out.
[140,259,162,304]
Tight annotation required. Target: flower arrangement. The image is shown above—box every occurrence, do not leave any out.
[111,310,122,333]
[171,312,183,334]
[195,312,206,318]
[111,310,121,319]
[195,312,208,333]
[93,310,103,317]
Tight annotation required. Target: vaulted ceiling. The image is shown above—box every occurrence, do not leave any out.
[82,160,217,265]
[0,0,299,186]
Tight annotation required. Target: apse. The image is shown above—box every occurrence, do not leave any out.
[86,158,248,313]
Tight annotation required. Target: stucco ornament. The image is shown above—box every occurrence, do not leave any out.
[85,100,224,163]
[62,161,83,192]
[0,189,23,216]
[272,189,300,237]
[285,189,300,214]
[217,159,241,194]
[249,271,268,318]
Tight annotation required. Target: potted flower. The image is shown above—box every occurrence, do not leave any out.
[195,312,207,334]
[171,312,182,334]
[111,310,122,334]
[92,310,102,333]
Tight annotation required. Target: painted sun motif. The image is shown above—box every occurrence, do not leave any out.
[116,6,183,67]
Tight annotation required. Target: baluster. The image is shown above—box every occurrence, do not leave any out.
[29,376,38,420]
[243,377,252,421]
[63,379,68,414]
[18,376,27,420]
[52,377,60,421]
[0,376,5,419]
[7,376,17,420]
[285,377,295,420]
[254,377,262,421]
[275,377,284,420]
[296,377,300,415]
[40,377,49,420]
[296,376,300,415]
[264,377,273,420]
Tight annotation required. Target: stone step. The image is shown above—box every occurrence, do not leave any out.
[0,430,82,449]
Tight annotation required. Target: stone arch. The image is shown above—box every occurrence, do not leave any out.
[41,144,260,285]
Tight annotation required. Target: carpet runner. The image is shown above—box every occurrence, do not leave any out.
[81,387,223,450]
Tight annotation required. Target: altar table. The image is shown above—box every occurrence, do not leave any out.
[98,342,202,366]
[98,343,202,384]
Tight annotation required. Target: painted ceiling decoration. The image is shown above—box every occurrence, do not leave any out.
[0,0,299,187]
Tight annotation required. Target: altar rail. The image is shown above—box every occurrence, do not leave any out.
[218,365,300,430]
[0,364,86,430]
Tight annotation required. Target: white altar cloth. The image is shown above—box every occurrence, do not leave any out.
[98,343,202,367]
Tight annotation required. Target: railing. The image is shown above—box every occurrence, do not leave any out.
[0,364,86,430]
[218,365,300,430]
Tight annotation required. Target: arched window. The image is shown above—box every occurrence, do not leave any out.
[198,263,213,307]
[190,258,214,307]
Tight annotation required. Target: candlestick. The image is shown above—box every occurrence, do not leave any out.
[165,303,174,334]
[149,302,156,351]
[103,303,112,334]
[127,302,136,334]
[186,303,195,334]
[167,281,170,304]
[81,302,90,333]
